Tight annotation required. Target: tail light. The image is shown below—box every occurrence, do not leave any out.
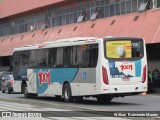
[102,66,109,85]
[142,65,147,83]
[9,80,14,85]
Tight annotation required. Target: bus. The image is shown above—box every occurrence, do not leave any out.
[13,37,147,103]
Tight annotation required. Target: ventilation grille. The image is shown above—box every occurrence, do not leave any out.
[110,20,116,25]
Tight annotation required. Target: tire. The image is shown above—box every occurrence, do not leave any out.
[1,90,5,93]
[24,87,31,98]
[0,84,2,91]
[6,87,11,94]
[63,84,72,102]
[96,95,113,104]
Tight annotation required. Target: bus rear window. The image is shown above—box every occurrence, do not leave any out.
[105,40,143,59]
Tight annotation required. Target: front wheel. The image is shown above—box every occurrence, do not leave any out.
[6,87,11,94]
[63,84,72,102]
[24,87,31,98]
[1,89,5,93]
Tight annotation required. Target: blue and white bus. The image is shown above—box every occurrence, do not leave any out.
[13,37,147,103]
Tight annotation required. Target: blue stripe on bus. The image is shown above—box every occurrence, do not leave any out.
[135,60,141,77]
[33,68,79,94]
[50,68,79,83]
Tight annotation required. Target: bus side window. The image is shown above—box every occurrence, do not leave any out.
[82,47,90,67]
[48,48,57,67]
[13,52,20,80]
[13,53,19,66]
[29,50,38,68]
[90,44,98,67]
[79,44,98,68]
[72,46,79,67]
[37,49,48,68]
[56,48,63,67]
[19,51,29,68]
[63,47,73,67]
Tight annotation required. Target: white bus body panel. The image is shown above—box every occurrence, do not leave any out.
[97,39,147,94]
[70,83,97,96]
[27,69,37,94]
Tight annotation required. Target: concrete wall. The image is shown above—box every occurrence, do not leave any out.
[0,66,10,71]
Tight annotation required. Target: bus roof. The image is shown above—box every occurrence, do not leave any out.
[13,37,99,52]
[13,36,144,52]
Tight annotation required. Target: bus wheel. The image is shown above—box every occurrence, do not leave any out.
[63,84,72,102]
[96,95,113,103]
[1,90,5,93]
[6,86,11,94]
[24,87,30,98]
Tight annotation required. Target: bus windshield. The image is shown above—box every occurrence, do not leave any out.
[105,39,144,59]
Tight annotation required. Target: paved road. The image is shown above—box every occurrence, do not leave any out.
[0,92,159,120]
[0,92,160,111]
[0,100,129,120]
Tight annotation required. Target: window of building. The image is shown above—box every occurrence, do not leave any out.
[115,3,120,15]
[121,2,126,14]
[110,4,115,16]
[132,0,138,12]
[138,0,150,11]
[66,14,70,24]
[77,10,87,22]
[90,7,101,20]
[104,5,110,17]
[74,12,78,23]
[109,0,116,4]
[62,15,66,25]
[126,1,132,13]
[0,0,158,37]
[70,13,74,23]
[105,0,109,5]
[158,0,160,7]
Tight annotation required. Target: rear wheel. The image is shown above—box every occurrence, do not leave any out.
[23,83,37,98]
[24,86,31,98]
[6,86,11,94]
[1,89,5,93]
[0,84,2,91]
[96,95,113,103]
[63,84,72,102]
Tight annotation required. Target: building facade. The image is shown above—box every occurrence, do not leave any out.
[0,0,160,71]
